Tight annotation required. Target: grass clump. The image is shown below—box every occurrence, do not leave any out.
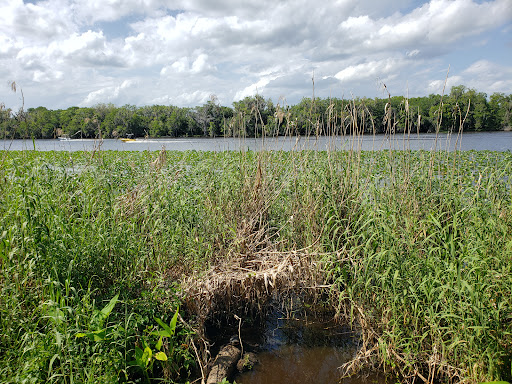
[0,150,197,383]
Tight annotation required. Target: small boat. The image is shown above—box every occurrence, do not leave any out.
[121,133,136,142]
[58,134,71,141]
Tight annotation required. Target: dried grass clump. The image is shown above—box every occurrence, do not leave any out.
[181,249,325,329]
[181,152,330,330]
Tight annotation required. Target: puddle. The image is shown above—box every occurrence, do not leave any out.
[206,305,388,384]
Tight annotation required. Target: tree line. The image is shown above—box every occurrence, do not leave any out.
[1,85,511,139]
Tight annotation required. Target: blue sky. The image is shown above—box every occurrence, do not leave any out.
[1,0,511,110]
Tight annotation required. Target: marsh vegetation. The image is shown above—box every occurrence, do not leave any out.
[1,143,511,383]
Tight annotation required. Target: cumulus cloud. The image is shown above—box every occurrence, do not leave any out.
[0,35,17,58]
[234,76,275,101]
[0,0,511,109]
[334,0,512,54]
[0,0,76,42]
[461,60,512,93]
[425,60,512,96]
[427,75,464,95]
[161,53,215,75]
[333,58,409,83]
[151,90,211,106]
[81,79,138,105]
[55,30,124,67]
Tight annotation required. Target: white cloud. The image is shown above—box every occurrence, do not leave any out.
[427,75,464,95]
[72,0,168,23]
[161,57,189,74]
[160,53,215,76]
[333,58,409,83]
[56,30,124,67]
[81,79,137,105]
[424,60,512,96]
[334,0,512,54]
[464,60,497,75]
[0,35,17,58]
[461,60,512,94]
[0,0,75,42]
[0,0,511,110]
[151,90,211,106]
[172,58,189,73]
[234,76,274,101]
[33,69,64,83]
[191,54,214,74]
[160,53,216,77]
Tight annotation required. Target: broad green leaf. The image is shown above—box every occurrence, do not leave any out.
[156,336,163,351]
[154,307,179,338]
[142,346,152,367]
[151,329,172,337]
[155,351,168,361]
[169,307,179,334]
[135,346,143,362]
[93,330,106,342]
[100,294,119,317]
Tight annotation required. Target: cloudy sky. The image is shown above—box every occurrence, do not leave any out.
[1,0,511,110]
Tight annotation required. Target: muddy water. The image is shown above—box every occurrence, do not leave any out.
[210,307,388,384]
[236,343,386,384]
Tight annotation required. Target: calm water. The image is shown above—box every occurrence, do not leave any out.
[2,132,512,152]
[208,307,388,384]
[232,315,387,384]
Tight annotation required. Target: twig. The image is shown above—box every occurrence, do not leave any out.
[190,339,205,384]
[177,313,206,384]
[234,314,243,356]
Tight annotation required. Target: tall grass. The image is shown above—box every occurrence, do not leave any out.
[321,149,512,383]
[0,150,197,383]
[1,109,511,383]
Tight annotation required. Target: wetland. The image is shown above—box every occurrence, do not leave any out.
[1,147,511,383]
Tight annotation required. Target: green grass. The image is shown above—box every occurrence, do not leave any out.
[0,147,511,383]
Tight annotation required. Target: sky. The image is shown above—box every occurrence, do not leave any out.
[1,0,511,110]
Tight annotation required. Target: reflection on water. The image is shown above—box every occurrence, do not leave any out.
[236,345,386,384]
[2,132,512,152]
[217,307,388,384]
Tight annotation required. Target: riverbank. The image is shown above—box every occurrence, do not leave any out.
[1,148,511,383]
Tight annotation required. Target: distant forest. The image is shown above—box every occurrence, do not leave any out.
[1,85,511,139]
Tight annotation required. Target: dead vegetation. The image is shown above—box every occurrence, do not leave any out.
[181,248,325,328]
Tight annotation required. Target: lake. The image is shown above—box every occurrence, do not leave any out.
[1,132,511,152]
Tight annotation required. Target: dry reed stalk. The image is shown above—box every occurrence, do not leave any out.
[180,249,326,332]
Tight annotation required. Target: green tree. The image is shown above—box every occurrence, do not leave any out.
[58,107,80,136]
[232,95,274,137]
[26,107,60,138]
[489,93,512,130]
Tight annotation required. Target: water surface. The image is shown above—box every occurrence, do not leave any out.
[210,309,388,384]
[2,132,511,152]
